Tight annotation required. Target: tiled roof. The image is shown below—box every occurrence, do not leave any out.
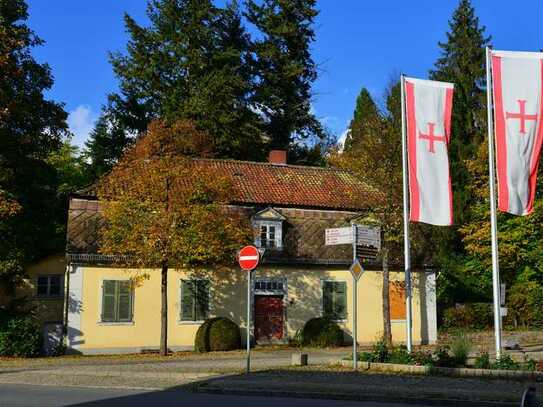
[190,159,381,211]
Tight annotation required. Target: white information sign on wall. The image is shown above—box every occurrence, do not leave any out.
[325,227,353,246]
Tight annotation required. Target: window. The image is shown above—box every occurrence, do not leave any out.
[322,281,347,320]
[255,221,282,249]
[101,280,133,323]
[37,275,63,298]
[181,280,210,321]
[389,281,406,320]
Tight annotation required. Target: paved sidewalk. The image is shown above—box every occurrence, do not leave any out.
[0,348,346,390]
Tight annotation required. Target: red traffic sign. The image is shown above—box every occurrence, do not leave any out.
[238,245,260,270]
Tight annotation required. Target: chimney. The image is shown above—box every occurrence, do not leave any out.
[268,149,288,165]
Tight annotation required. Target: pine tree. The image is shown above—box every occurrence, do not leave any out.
[430,0,490,229]
[344,88,380,151]
[245,0,323,149]
[0,0,68,288]
[108,0,264,160]
[84,111,132,180]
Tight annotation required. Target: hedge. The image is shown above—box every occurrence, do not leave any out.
[195,317,241,352]
[301,317,343,347]
[0,313,42,357]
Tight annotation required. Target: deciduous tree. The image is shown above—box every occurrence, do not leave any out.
[98,120,251,355]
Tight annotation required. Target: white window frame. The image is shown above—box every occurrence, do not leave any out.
[254,220,283,249]
[320,279,348,323]
[97,278,135,326]
[36,274,64,299]
[178,278,212,324]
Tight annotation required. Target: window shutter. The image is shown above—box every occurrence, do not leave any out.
[195,281,210,321]
[181,281,194,321]
[323,282,333,317]
[102,280,116,322]
[335,282,347,320]
[117,281,132,322]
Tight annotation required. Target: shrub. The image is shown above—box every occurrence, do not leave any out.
[474,352,491,369]
[368,338,390,363]
[388,345,411,365]
[409,350,433,366]
[450,332,472,366]
[433,346,456,367]
[194,317,241,352]
[0,314,42,357]
[442,303,493,330]
[492,354,520,371]
[506,281,543,329]
[301,317,343,347]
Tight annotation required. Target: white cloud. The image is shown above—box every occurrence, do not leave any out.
[67,105,97,148]
[336,128,350,152]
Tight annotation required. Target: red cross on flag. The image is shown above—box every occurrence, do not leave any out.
[405,77,455,226]
[491,50,543,216]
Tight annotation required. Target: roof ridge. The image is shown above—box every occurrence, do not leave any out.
[192,157,353,172]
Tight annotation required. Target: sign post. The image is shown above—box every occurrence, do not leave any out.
[238,245,260,374]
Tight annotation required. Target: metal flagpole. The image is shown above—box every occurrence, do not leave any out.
[352,223,358,370]
[246,270,252,373]
[400,74,413,352]
[485,46,502,359]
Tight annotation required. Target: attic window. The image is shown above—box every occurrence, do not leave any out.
[252,207,286,250]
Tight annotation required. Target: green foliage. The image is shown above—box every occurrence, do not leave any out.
[506,273,543,329]
[0,0,68,290]
[195,317,241,352]
[442,303,493,330]
[474,351,491,369]
[449,332,472,366]
[109,0,265,160]
[245,0,323,149]
[0,313,42,357]
[84,112,133,181]
[409,350,434,366]
[388,345,412,365]
[368,338,390,363]
[492,354,520,371]
[301,317,343,348]
[344,88,380,152]
[433,346,456,367]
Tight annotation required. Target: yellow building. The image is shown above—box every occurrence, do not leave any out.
[38,150,437,354]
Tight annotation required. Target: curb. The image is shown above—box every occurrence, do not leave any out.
[193,385,519,407]
[340,360,543,380]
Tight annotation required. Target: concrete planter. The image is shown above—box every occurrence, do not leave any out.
[339,359,543,380]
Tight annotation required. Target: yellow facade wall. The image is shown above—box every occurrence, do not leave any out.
[16,255,66,325]
[70,264,435,354]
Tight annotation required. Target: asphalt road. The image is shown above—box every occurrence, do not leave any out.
[0,384,429,407]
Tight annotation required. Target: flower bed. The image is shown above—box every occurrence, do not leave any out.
[344,337,539,372]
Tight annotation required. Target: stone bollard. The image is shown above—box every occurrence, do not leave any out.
[291,353,308,366]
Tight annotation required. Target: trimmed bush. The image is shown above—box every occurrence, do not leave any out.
[194,317,241,352]
[301,317,343,347]
[506,281,543,329]
[0,313,42,357]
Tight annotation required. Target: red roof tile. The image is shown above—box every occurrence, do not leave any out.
[192,159,381,211]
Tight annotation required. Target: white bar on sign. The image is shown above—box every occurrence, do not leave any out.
[325,227,353,245]
[239,256,259,261]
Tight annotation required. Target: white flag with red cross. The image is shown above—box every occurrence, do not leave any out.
[491,50,543,216]
[405,77,454,226]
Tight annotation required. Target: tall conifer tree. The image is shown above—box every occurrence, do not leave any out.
[430,0,490,230]
[245,0,323,150]
[108,0,264,160]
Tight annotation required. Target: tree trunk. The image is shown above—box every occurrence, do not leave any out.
[160,263,168,356]
[382,246,392,346]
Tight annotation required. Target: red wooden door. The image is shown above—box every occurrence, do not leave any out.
[254,295,284,341]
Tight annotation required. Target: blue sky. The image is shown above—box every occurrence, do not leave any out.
[27,0,543,147]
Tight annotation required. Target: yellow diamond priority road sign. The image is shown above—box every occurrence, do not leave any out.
[350,259,364,281]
